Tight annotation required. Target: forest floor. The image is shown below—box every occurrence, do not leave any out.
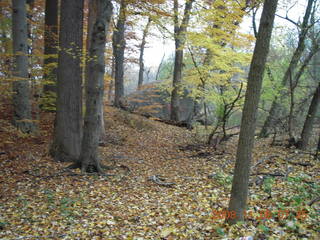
[0,105,319,239]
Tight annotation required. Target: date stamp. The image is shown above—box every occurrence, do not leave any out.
[212,209,308,221]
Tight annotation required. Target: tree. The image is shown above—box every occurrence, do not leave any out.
[137,16,152,90]
[11,0,36,133]
[185,0,253,135]
[43,0,58,94]
[113,0,127,107]
[297,82,320,150]
[227,0,278,224]
[297,46,320,150]
[85,0,107,142]
[78,0,113,173]
[259,0,315,138]
[170,0,195,121]
[50,0,84,162]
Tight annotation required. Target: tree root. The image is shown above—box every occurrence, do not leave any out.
[148,175,175,187]
[251,155,279,172]
[250,172,285,177]
[308,196,320,206]
[286,160,313,167]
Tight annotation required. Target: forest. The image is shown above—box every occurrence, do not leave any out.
[0,0,319,239]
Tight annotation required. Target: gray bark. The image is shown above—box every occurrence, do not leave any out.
[85,1,106,142]
[43,0,59,94]
[170,0,195,121]
[79,0,113,173]
[86,0,106,142]
[259,0,314,137]
[112,0,126,108]
[50,0,84,162]
[297,83,320,150]
[297,50,320,150]
[137,17,151,90]
[11,0,36,133]
[288,40,320,140]
[227,0,277,224]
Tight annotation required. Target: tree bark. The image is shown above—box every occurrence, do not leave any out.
[297,50,320,150]
[79,0,113,173]
[227,0,277,224]
[11,0,36,133]
[137,17,151,90]
[50,0,84,162]
[86,0,106,142]
[43,0,59,100]
[259,0,314,137]
[170,0,195,121]
[112,0,126,107]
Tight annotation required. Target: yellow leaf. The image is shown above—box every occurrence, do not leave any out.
[160,227,175,238]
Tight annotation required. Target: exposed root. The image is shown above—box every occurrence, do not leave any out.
[148,175,175,187]
[308,196,320,206]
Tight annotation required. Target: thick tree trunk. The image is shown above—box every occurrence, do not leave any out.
[170,0,194,121]
[50,0,84,162]
[137,17,151,90]
[259,0,314,137]
[112,0,126,108]
[171,41,183,121]
[79,0,113,173]
[86,0,106,142]
[11,0,36,133]
[43,0,58,94]
[227,0,277,224]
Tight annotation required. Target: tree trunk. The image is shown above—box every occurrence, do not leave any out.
[86,0,106,142]
[79,0,113,173]
[112,0,126,108]
[50,0,84,162]
[43,0,58,94]
[137,17,151,90]
[107,57,115,103]
[26,0,35,92]
[171,40,183,121]
[227,0,277,224]
[170,0,195,121]
[155,52,165,81]
[259,0,314,137]
[297,51,320,150]
[11,0,36,133]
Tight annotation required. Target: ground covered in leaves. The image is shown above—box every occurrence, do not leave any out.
[0,106,319,239]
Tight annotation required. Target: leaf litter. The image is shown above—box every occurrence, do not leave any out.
[0,106,319,239]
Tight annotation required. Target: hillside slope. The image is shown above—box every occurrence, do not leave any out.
[0,106,319,239]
